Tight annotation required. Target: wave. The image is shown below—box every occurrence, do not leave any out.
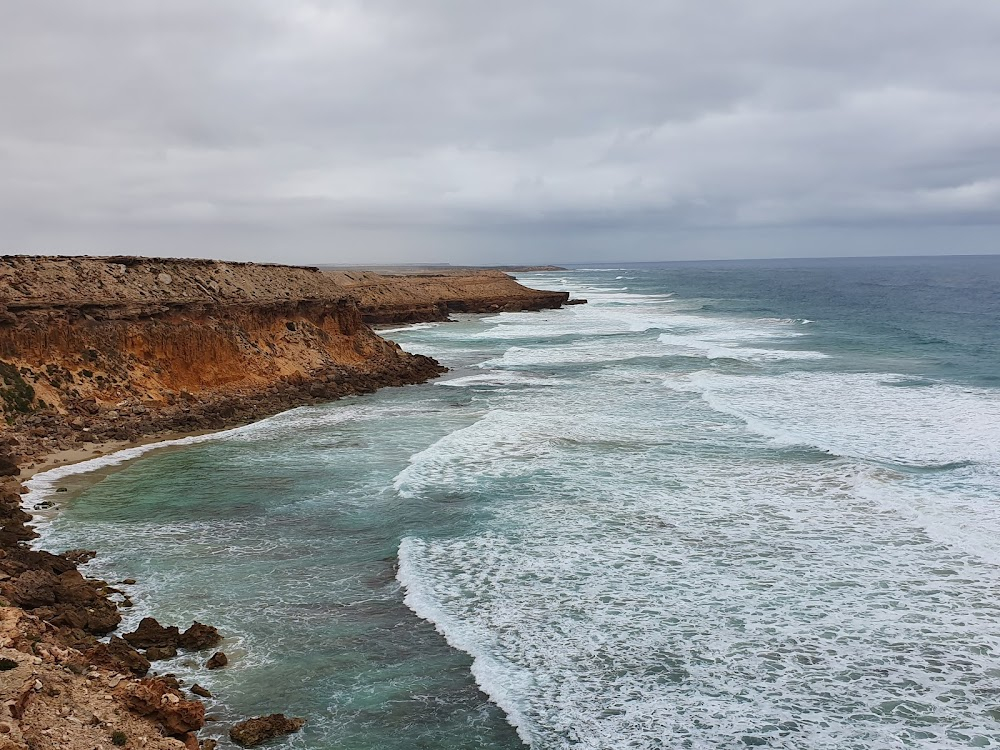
[376,322,443,335]
[672,371,1000,467]
[656,333,828,362]
[435,372,558,388]
[397,537,535,745]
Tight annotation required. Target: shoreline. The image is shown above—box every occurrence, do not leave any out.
[0,257,575,747]
[20,428,225,480]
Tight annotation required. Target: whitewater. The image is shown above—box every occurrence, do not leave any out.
[32,258,1000,749]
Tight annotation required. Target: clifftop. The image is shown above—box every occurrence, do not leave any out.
[0,256,338,311]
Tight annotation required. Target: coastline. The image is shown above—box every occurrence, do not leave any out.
[0,257,575,748]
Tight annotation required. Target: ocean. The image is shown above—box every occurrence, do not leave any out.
[27,255,1000,749]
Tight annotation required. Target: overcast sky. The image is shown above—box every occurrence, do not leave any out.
[2,1,999,264]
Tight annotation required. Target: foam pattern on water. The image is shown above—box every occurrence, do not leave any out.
[37,266,1000,750]
[394,273,1000,749]
[397,405,1000,749]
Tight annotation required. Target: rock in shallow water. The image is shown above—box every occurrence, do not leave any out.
[123,616,180,649]
[179,621,222,651]
[229,714,305,747]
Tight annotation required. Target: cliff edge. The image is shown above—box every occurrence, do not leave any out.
[0,256,444,458]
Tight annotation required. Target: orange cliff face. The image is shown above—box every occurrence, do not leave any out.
[0,257,443,448]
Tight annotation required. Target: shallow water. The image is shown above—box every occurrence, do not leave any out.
[33,257,1000,749]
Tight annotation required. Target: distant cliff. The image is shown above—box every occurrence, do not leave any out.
[325,269,574,324]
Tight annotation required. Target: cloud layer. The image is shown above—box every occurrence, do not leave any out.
[3,1,999,262]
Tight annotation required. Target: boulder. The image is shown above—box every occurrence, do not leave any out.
[179,621,222,651]
[9,569,58,608]
[229,715,306,747]
[123,617,180,649]
[122,678,205,735]
[190,684,212,698]
[82,636,150,676]
[146,645,178,661]
[205,652,228,670]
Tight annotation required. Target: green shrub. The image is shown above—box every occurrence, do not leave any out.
[111,730,127,746]
[0,360,35,420]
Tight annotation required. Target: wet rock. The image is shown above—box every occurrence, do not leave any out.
[158,674,183,690]
[190,684,212,698]
[61,548,97,564]
[179,621,222,651]
[124,616,181,649]
[205,652,228,670]
[146,645,179,661]
[229,714,306,747]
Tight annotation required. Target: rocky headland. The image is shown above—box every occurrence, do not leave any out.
[325,269,574,325]
[0,255,572,748]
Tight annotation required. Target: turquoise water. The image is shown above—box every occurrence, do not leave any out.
[30,258,1000,749]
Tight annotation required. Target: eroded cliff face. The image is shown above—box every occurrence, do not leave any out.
[0,257,442,452]
[326,269,573,324]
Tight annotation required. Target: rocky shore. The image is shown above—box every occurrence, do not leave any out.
[0,255,572,748]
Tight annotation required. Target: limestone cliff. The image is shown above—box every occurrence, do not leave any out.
[325,269,573,324]
[0,256,443,454]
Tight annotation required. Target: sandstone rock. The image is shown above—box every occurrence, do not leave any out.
[0,455,18,477]
[82,636,151,676]
[122,678,205,735]
[205,652,227,670]
[9,569,58,607]
[190,684,212,698]
[229,715,305,747]
[124,617,180,649]
[179,622,222,651]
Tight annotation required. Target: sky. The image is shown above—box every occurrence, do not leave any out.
[2,1,999,265]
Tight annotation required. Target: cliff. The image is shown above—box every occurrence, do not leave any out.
[0,257,443,456]
[325,269,573,325]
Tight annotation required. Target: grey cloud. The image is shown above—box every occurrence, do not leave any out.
[2,0,1000,262]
